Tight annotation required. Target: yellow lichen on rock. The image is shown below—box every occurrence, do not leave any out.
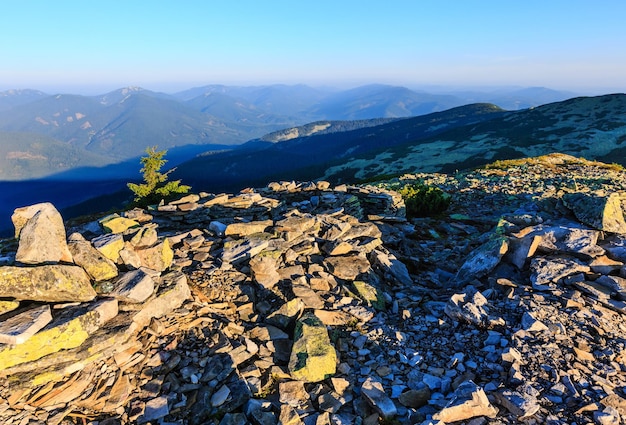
[0,299,117,371]
[288,313,337,383]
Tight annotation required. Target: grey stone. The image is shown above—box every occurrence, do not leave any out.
[0,305,52,345]
[288,313,337,383]
[530,256,590,289]
[563,192,626,234]
[13,203,73,264]
[361,377,397,419]
[493,389,540,419]
[110,269,155,303]
[455,234,508,285]
[445,286,505,328]
[370,249,412,286]
[324,255,371,280]
[433,381,497,423]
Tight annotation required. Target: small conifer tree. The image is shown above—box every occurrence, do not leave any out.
[128,146,190,206]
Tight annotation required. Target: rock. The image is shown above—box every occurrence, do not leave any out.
[13,203,73,264]
[324,255,371,280]
[563,192,626,234]
[433,381,497,423]
[275,215,319,240]
[361,377,397,419]
[225,220,273,236]
[0,298,118,371]
[370,249,412,286]
[323,240,353,256]
[507,234,542,269]
[211,384,231,407]
[92,233,125,262]
[110,269,155,303]
[0,305,52,345]
[137,396,169,424]
[68,237,119,281]
[589,255,623,274]
[266,299,304,330]
[455,234,508,285]
[129,225,159,248]
[529,256,590,289]
[135,239,174,271]
[248,325,289,341]
[493,389,540,419]
[222,234,272,265]
[278,404,303,425]
[0,300,20,315]
[352,281,385,310]
[129,271,191,332]
[99,215,139,234]
[292,283,325,309]
[249,254,281,289]
[445,286,505,328]
[119,242,143,269]
[0,265,96,302]
[521,311,549,332]
[398,388,431,409]
[279,381,310,407]
[288,313,337,383]
[594,407,621,425]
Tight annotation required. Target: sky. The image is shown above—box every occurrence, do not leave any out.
[1,0,625,94]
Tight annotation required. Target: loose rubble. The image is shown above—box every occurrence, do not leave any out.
[3,153,626,425]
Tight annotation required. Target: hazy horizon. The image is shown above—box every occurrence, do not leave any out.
[1,82,622,98]
[2,1,625,95]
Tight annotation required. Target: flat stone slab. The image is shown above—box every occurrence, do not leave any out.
[0,305,52,345]
[0,265,96,302]
[324,255,371,280]
[0,298,118,371]
[289,313,337,383]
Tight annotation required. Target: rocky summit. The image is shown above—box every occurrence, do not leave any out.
[4,153,626,424]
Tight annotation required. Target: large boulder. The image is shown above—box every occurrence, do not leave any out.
[12,203,73,264]
[563,193,626,234]
[0,265,96,302]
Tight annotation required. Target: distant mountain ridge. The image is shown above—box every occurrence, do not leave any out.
[173,94,626,192]
[0,91,623,237]
[0,83,587,181]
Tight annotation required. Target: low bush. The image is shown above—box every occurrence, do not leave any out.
[399,182,451,218]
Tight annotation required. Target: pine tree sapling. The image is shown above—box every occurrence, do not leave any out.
[128,146,191,206]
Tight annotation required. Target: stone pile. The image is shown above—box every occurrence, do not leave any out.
[4,155,626,425]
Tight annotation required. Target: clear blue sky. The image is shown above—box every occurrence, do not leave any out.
[2,0,625,94]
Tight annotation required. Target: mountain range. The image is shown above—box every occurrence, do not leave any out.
[0,84,622,236]
[0,84,576,181]
[171,93,626,191]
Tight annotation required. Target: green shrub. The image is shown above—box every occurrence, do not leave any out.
[399,182,451,218]
[127,146,191,207]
